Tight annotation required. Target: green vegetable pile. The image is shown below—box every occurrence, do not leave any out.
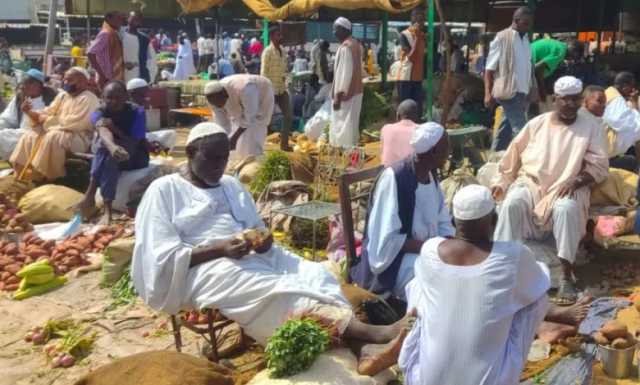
[108,266,137,309]
[265,319,330,378]
[249,151,292,196]
[359,87,391,132]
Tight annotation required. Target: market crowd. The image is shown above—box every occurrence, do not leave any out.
[0,5,639,385]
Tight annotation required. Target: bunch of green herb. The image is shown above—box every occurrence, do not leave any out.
[265,318,330,378]
[109,266,137,309]
[249,151,292,196]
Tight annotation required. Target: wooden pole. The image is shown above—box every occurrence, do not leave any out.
[381,13,389,88]
[426,0,434,120]
[44,0,58,74]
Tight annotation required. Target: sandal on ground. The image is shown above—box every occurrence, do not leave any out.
[551,279,578,306]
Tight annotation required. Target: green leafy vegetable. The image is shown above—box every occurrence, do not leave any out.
[249,151,291,196]
[265,318,330,378]
[109,266,137,309]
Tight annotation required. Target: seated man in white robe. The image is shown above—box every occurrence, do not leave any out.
[350,122,454,301]
[493,76,609,305]
[399,185,550,385]
[603,71,640,172]
[0,69,57,159]
[132,122,415,376]
[204,75,274,161]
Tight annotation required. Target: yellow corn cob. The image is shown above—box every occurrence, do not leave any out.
[16,260,54,278]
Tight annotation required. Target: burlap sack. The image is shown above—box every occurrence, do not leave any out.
[18,184,84,224]
[101,237,135,285]
[73,350,235,385]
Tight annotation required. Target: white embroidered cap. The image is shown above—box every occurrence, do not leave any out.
[334,17,352,31]
[452,184,496,221]
[126,78,149,91]
[204,81,225,96]
[554,76,583,97]
[186,122,227,146]
[410,121,445,154]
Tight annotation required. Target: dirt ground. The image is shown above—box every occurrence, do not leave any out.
[0,271,205,385]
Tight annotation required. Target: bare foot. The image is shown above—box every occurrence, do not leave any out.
[357,327,409,376]
[379,308,417,343]
[537,321,577,344]
[546,295,592,326]
[97,212,112,226]
[75,197,96,221]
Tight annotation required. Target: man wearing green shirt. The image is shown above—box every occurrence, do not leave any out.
[532,39,583,100]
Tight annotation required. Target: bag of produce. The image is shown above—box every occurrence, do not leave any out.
[101,237,135,285]
[18,185,84,224]
[440,166,478,210]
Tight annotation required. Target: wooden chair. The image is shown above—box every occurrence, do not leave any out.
[338,165,384,281]
[169,309,230,362]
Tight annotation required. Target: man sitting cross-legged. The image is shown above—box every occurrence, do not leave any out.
[131,122,415,376]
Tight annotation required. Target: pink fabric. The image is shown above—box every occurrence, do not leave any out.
[249,41,263,56]
[380,119,418,166]
[88,30,114,79]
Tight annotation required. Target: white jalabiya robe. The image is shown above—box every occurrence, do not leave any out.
[132,174,351,345]
[173,39,197,81]
[330,43,362,148]
[0,96,45,159]
[365,168,454,299]
[212,75,275,160]
[122,32,140,83]
[603,94,640,157]
[399,237,550,385]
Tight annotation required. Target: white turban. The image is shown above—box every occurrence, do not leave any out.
[410,122,445,154]
[126,78,149,91]
[334,17,352,31]
[204,81,225,96]
[68,66,91,81]
[186,122,228,146]
[554,76,583,96]
[452,184,496,221]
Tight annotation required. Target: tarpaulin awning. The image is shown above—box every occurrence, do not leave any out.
[176,0,422,20]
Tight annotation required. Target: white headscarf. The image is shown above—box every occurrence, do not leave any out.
[410,122,445,154]
[334,17,352,31]
[452,184,496,221]
[554,76,583,96]
[186,122,228,146]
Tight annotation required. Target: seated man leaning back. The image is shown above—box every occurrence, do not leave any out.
[351,122,454,301]
[10,67,99,181]
[493,76,609,305]
[132,122,415,375]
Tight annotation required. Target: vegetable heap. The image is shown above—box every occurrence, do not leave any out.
[13,260,67,300]
[108,265,137,308]
[249,151,292,196]
[25,319,97,368]
[265,318,330,378]
[0,193,34,233]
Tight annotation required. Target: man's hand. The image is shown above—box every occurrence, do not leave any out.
[109,145,130,162]
[484,92,495,109]
[21,99,32,113]
[222,238,251,259]
[333,93,343,111]
[97,118,114,129]
[491,186,505,201]
[556,178,580,198]
[253,234,273,254]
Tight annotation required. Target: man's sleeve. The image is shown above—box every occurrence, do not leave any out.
[87,33,105,55]
[90,110,103,126]
[239,84,259,129]
[583,118,611,184]
[259,48,270,77]
[131,107,147,140]
[147,44,158,83]
[333,47,353,95]
[514,245,551,307]
[496,120,532,191]
[485,36,501,72]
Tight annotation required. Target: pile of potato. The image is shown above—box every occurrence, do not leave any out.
[593,320,637,349]
[0,193,33,234]
[0,225,127,291]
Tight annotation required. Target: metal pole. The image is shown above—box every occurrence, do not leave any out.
[426,0,434,120]
[44,0,59,74]
[86,0,91,40]
[597,0,605,55]
[262,18,269,47]
[381,13,389,88]
[465,0,473,69]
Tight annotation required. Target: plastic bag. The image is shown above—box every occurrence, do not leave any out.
[304,99,331,141]
[18,184,84,224]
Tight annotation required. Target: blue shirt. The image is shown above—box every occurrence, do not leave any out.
[218,58,235,79]
[91,104,146,141]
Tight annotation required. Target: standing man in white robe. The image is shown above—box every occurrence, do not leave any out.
[399,185,550,385]
[132,122,416,375]
[204,75,274,160]
[351,122,454,300]
[331,17,364,148]
[122,11,157,83]
[173,33,196,81]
